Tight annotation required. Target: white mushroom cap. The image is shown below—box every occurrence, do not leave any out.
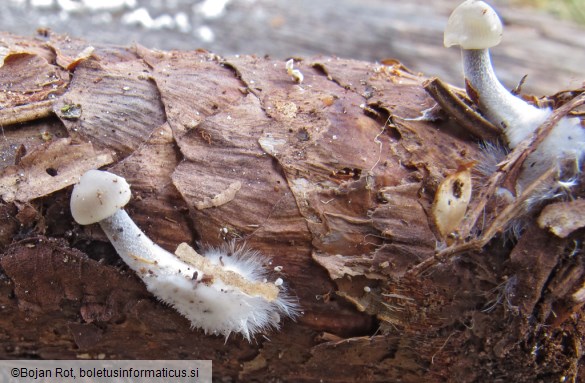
[70,169,131,225]
[444,0,503,49]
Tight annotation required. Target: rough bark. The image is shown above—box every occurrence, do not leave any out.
[0,31,584,382]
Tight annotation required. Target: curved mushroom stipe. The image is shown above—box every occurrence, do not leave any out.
[70,170,300,341]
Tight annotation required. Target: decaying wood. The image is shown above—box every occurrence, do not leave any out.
[0,31,584,382]
[410,93,585,274]
[538,199,585,239]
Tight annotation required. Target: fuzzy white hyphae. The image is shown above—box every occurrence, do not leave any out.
[99,210,300,341]
[172,242,299,341]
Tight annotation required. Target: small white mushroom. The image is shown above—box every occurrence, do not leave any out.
[70,169,299,341]
[445,0,585,190]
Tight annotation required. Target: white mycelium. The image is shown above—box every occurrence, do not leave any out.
[70,170,299,341]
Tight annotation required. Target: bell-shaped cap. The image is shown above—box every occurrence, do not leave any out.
[70,169,131,225]
[444,0,503,49]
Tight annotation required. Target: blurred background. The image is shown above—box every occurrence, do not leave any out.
[2,0,585,95]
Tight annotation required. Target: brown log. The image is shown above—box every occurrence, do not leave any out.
[0,31,584,382]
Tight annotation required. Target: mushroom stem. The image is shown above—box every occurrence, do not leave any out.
[99,209,188,276]
[462,48,551,148]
